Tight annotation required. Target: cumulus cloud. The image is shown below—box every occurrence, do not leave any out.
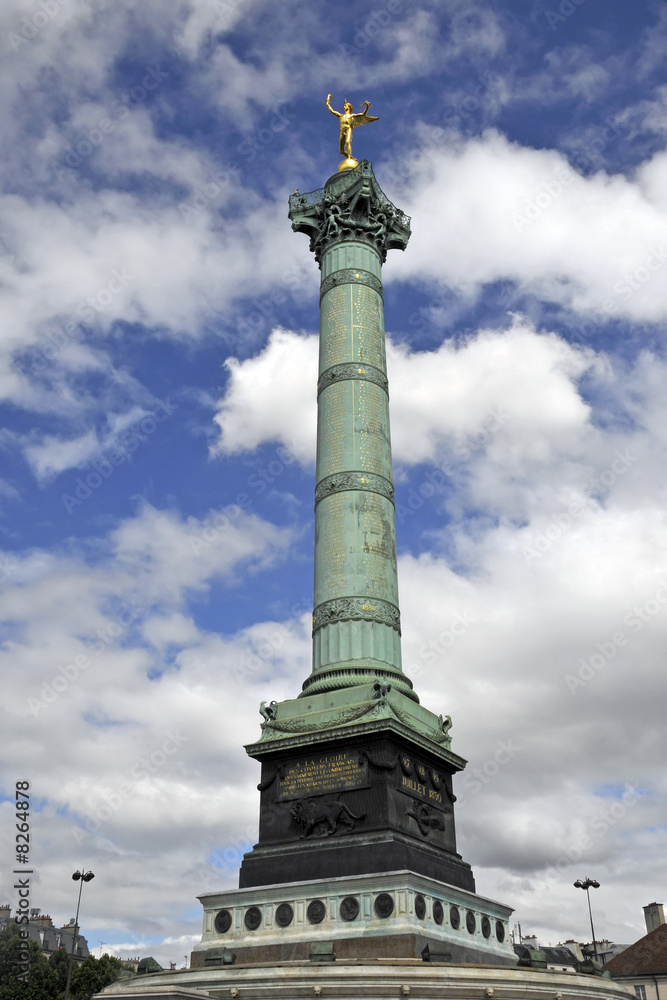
[0,499,300,952]
[389,129,667,322]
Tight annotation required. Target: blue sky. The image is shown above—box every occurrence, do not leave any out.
[1,0,667,967]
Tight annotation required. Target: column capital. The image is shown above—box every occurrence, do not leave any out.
[288,161,411,264]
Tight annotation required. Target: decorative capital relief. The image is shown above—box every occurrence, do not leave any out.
[317,361,388,396]
[315,470,394,506]
[312,596,401,635]
[288,161,411,264]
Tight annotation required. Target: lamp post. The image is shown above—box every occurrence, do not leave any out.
[574,877,600,961]
[64,869,95,1000]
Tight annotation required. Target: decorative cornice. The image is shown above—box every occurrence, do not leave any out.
[312,596,401,635]
[320,268,383,300]
[315,471,394,507]
[317,362,388,397]
[288,161,411,264]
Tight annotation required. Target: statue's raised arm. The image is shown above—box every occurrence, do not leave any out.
[326,93,341,119]
[326,94,379,171]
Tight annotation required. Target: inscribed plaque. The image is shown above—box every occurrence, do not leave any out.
[277,750,368,801]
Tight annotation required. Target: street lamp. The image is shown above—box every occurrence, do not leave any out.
[64,869,95,1000]
[574,877,600,961]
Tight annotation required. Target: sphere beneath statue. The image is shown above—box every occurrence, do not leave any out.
[337,157,359,172]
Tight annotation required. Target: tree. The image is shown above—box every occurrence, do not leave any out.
[69,953,123,1000]
[0,923,60,999]
[0,925,123,1000]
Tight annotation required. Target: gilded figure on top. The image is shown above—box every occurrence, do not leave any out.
[326,94,378,167]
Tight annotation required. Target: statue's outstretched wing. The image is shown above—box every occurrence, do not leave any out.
[349,112,379,129]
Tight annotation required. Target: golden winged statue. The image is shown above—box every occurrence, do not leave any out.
[326,94,379,169]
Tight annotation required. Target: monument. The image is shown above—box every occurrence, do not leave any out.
[190,97,513,966]
[96,99,633,1000]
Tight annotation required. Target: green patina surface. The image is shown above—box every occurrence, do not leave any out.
[247,163,467,791]
[288,162,414,704]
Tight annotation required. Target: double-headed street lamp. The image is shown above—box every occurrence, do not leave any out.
[64,869,95,1000]
[574,877,600,961]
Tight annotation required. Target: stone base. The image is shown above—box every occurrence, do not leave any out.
[94,962,634,1000]
[193,871,514,968]
[239,832,475,891]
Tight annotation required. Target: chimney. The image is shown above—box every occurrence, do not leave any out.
[643,903,665,933]
[0,905,10,920]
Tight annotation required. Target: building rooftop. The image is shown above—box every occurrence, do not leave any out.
[605,923,667,977]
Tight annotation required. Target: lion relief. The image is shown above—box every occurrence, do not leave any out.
[290,797,365,838]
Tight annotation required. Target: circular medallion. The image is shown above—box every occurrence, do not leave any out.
[466,910,476,934]
[431,771,441,789]
[400,756,412,775]
[496,920,505,942]
[450,905,460,929]
[214,909,232,934]
[275,902,293,928]
[416,764,427,782]
[244,906,262,931]
[414,894,426,920]
[340,896,360,922]
[482,915,491,938]
[433,900,444,925]
[375,892,394,918]
[307,899,326,924]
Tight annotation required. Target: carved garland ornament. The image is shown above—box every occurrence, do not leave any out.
[315,470,394,506]
[320,267,383,300]
[312,596,401,635]
[260,700,378,735]
[317,362,388,396]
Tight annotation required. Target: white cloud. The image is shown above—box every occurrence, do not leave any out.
[212,321,600,495]
[212,327,317,460]
[0,498,300,959]
[390,129,667,322]
[23,430,100,480]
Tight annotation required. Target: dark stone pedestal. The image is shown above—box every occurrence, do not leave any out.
[239,734,475,892]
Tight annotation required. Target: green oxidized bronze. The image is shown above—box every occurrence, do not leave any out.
[289,159,414,702]
[233,106,479,901]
